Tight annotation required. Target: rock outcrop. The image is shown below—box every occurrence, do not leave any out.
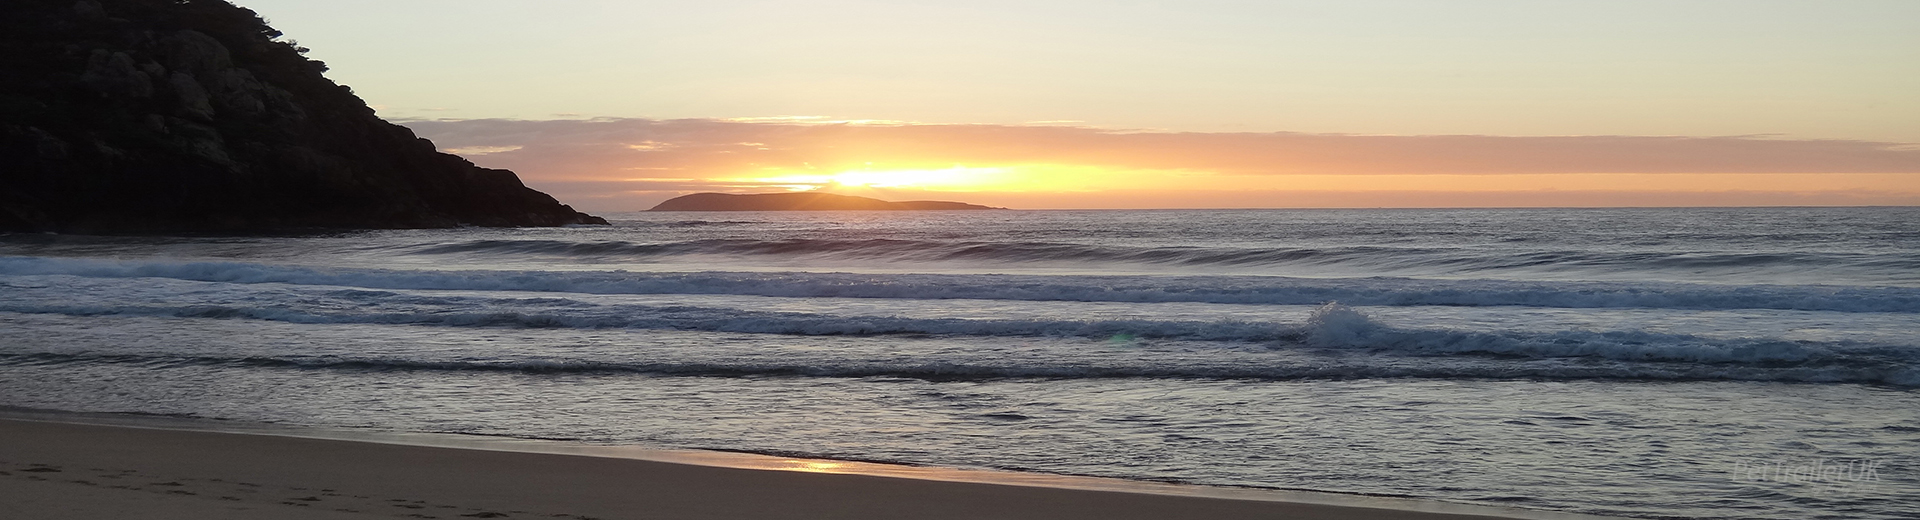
[649,192,1003,211]
[0,0,605,233]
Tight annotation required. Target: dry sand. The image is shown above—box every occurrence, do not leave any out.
[0,418,1577,520]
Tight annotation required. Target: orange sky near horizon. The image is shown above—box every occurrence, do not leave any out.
[221,0,1920,211]
[404,118,1920,211]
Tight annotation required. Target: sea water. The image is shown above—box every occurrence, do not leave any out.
[1,207,1915,519]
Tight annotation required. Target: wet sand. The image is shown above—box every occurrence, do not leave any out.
[0,418,1570,520]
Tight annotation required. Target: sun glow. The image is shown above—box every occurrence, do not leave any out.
[740,166,1011,190]
[777,460,847,473]
[717,164,1219,194]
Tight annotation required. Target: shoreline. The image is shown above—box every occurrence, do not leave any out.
[0,409,1622,520]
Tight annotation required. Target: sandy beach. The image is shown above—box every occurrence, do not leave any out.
[0,417,1571,520]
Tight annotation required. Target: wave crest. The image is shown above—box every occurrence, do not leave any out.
[5,256,1916,313]
[1,297,1908,371]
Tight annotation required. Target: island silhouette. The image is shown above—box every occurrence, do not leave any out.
[649,192,1003,211]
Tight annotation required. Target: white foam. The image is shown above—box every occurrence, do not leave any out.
[4,256,1915,313]
[0,288,1908,376]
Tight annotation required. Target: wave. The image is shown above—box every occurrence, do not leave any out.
[4,256,1918,313]
[392,238,1920,276]
[6,330,1914,388]
[2,297,1913,382]
[0,299,1300,341]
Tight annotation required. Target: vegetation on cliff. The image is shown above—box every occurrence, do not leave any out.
[0,0,605,233]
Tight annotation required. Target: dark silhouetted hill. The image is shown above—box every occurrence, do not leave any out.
[0,0,605,233]
[649,192,1003,211]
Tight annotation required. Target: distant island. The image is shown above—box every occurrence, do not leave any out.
[649,192,1004,211]
[0,0,604,233]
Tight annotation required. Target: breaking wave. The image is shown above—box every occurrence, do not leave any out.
[4,256,1917,313]
[392,238,1920,277]
[1,298,1913,385]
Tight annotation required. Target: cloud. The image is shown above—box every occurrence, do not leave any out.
[953,188,1920,210]
[399,118,1920,211]
[440,145,522,156]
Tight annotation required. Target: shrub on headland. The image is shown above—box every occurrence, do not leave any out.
[0,0,606,233]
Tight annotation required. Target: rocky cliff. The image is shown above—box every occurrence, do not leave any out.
[649,192,1003,211]
[0,0,605,233]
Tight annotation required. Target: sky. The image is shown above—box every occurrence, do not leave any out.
[233,0,1920,210]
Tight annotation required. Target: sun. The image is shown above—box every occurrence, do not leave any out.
[742,166,1009,191]
[826,166,1005,188]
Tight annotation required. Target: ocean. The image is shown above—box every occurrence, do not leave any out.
[1,207,1915,519]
